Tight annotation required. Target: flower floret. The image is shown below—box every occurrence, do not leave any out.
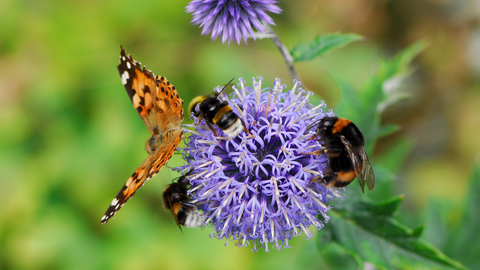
[178,77,342,251]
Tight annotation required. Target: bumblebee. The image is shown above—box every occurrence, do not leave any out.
[307,116,375,193]
[188,93,218,117]
[191,79,249,139]
[162,170,204,231]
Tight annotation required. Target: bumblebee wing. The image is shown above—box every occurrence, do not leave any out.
[167,196,183,233]
[357,148,375,192]
[340,136,375,193]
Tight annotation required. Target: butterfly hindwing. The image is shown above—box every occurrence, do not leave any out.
[154,75,184,133]
[101,155,154,223]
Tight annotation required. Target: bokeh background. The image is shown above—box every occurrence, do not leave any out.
[1,0,479,269]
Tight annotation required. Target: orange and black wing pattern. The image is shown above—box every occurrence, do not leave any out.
[101,47,184,224]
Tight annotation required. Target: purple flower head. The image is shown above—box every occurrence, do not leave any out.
[178,77,344,251]
[186,0,282,45]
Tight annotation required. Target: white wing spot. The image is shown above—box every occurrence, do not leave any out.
[111,198,119,206]
[126,61,131,69]
[122,56,126,61]
[121,71,130,85]
[101,215,107,221]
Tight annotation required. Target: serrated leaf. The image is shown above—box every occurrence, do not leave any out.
[335,40,428,153]
[412,224,425,238]
[290,33,364,62]
[376,138,414,174]
[377,92,411,115]
[376,124,400,139]
[442,162,480,269]
[321,198,468,270]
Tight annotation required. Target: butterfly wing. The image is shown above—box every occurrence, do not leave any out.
[101,132,183,224]
[101,47,185,224]
[101,154,155,224]
[118,46,158,134]
[340,135,375,193]
[153,75,184,135]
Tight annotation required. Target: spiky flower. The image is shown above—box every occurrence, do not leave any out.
[178,77,343,251]
[186,0,282,45]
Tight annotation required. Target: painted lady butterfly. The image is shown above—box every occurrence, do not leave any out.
[101,46,184,224]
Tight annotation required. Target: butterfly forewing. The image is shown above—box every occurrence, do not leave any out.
[118,46,158,133]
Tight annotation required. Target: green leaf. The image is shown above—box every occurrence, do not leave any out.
[376,138,414,174]
[335,40,428,153]
[320,197,468,270]
[290,33,364,62]
[441,162,480,269]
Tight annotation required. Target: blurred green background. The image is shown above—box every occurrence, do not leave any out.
[1,0,479,269]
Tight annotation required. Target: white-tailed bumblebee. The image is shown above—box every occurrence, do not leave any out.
[307,116,375,193]
[191,79,249,139]
[162,170,204,231]
[187,93,217,117]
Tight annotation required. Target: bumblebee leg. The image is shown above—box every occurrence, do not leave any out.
[240,118,253,137]
[194,114,204,126]
[303,148,326,156]
[204,120,219,137]
[307,176,325,186]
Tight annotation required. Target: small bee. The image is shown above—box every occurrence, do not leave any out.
[307,116,375,193]
[162,170,204,232]
[192,79,249,139]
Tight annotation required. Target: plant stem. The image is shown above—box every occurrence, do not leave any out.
[260,23,301,83]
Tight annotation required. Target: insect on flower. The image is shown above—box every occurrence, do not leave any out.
[305,117,375,193]
[177,77,343,251]
[191,78,250,139]
[163,168,205,232]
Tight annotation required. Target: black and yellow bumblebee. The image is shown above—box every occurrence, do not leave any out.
[189,79,249,139]
[307,116,375,193]
[162,169,204,232]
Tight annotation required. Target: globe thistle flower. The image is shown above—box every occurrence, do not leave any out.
[178,77,343,251]
[186,0,282,45]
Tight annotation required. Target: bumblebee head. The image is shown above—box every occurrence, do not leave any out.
[188,94,220,118]
[316,116,338,136]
